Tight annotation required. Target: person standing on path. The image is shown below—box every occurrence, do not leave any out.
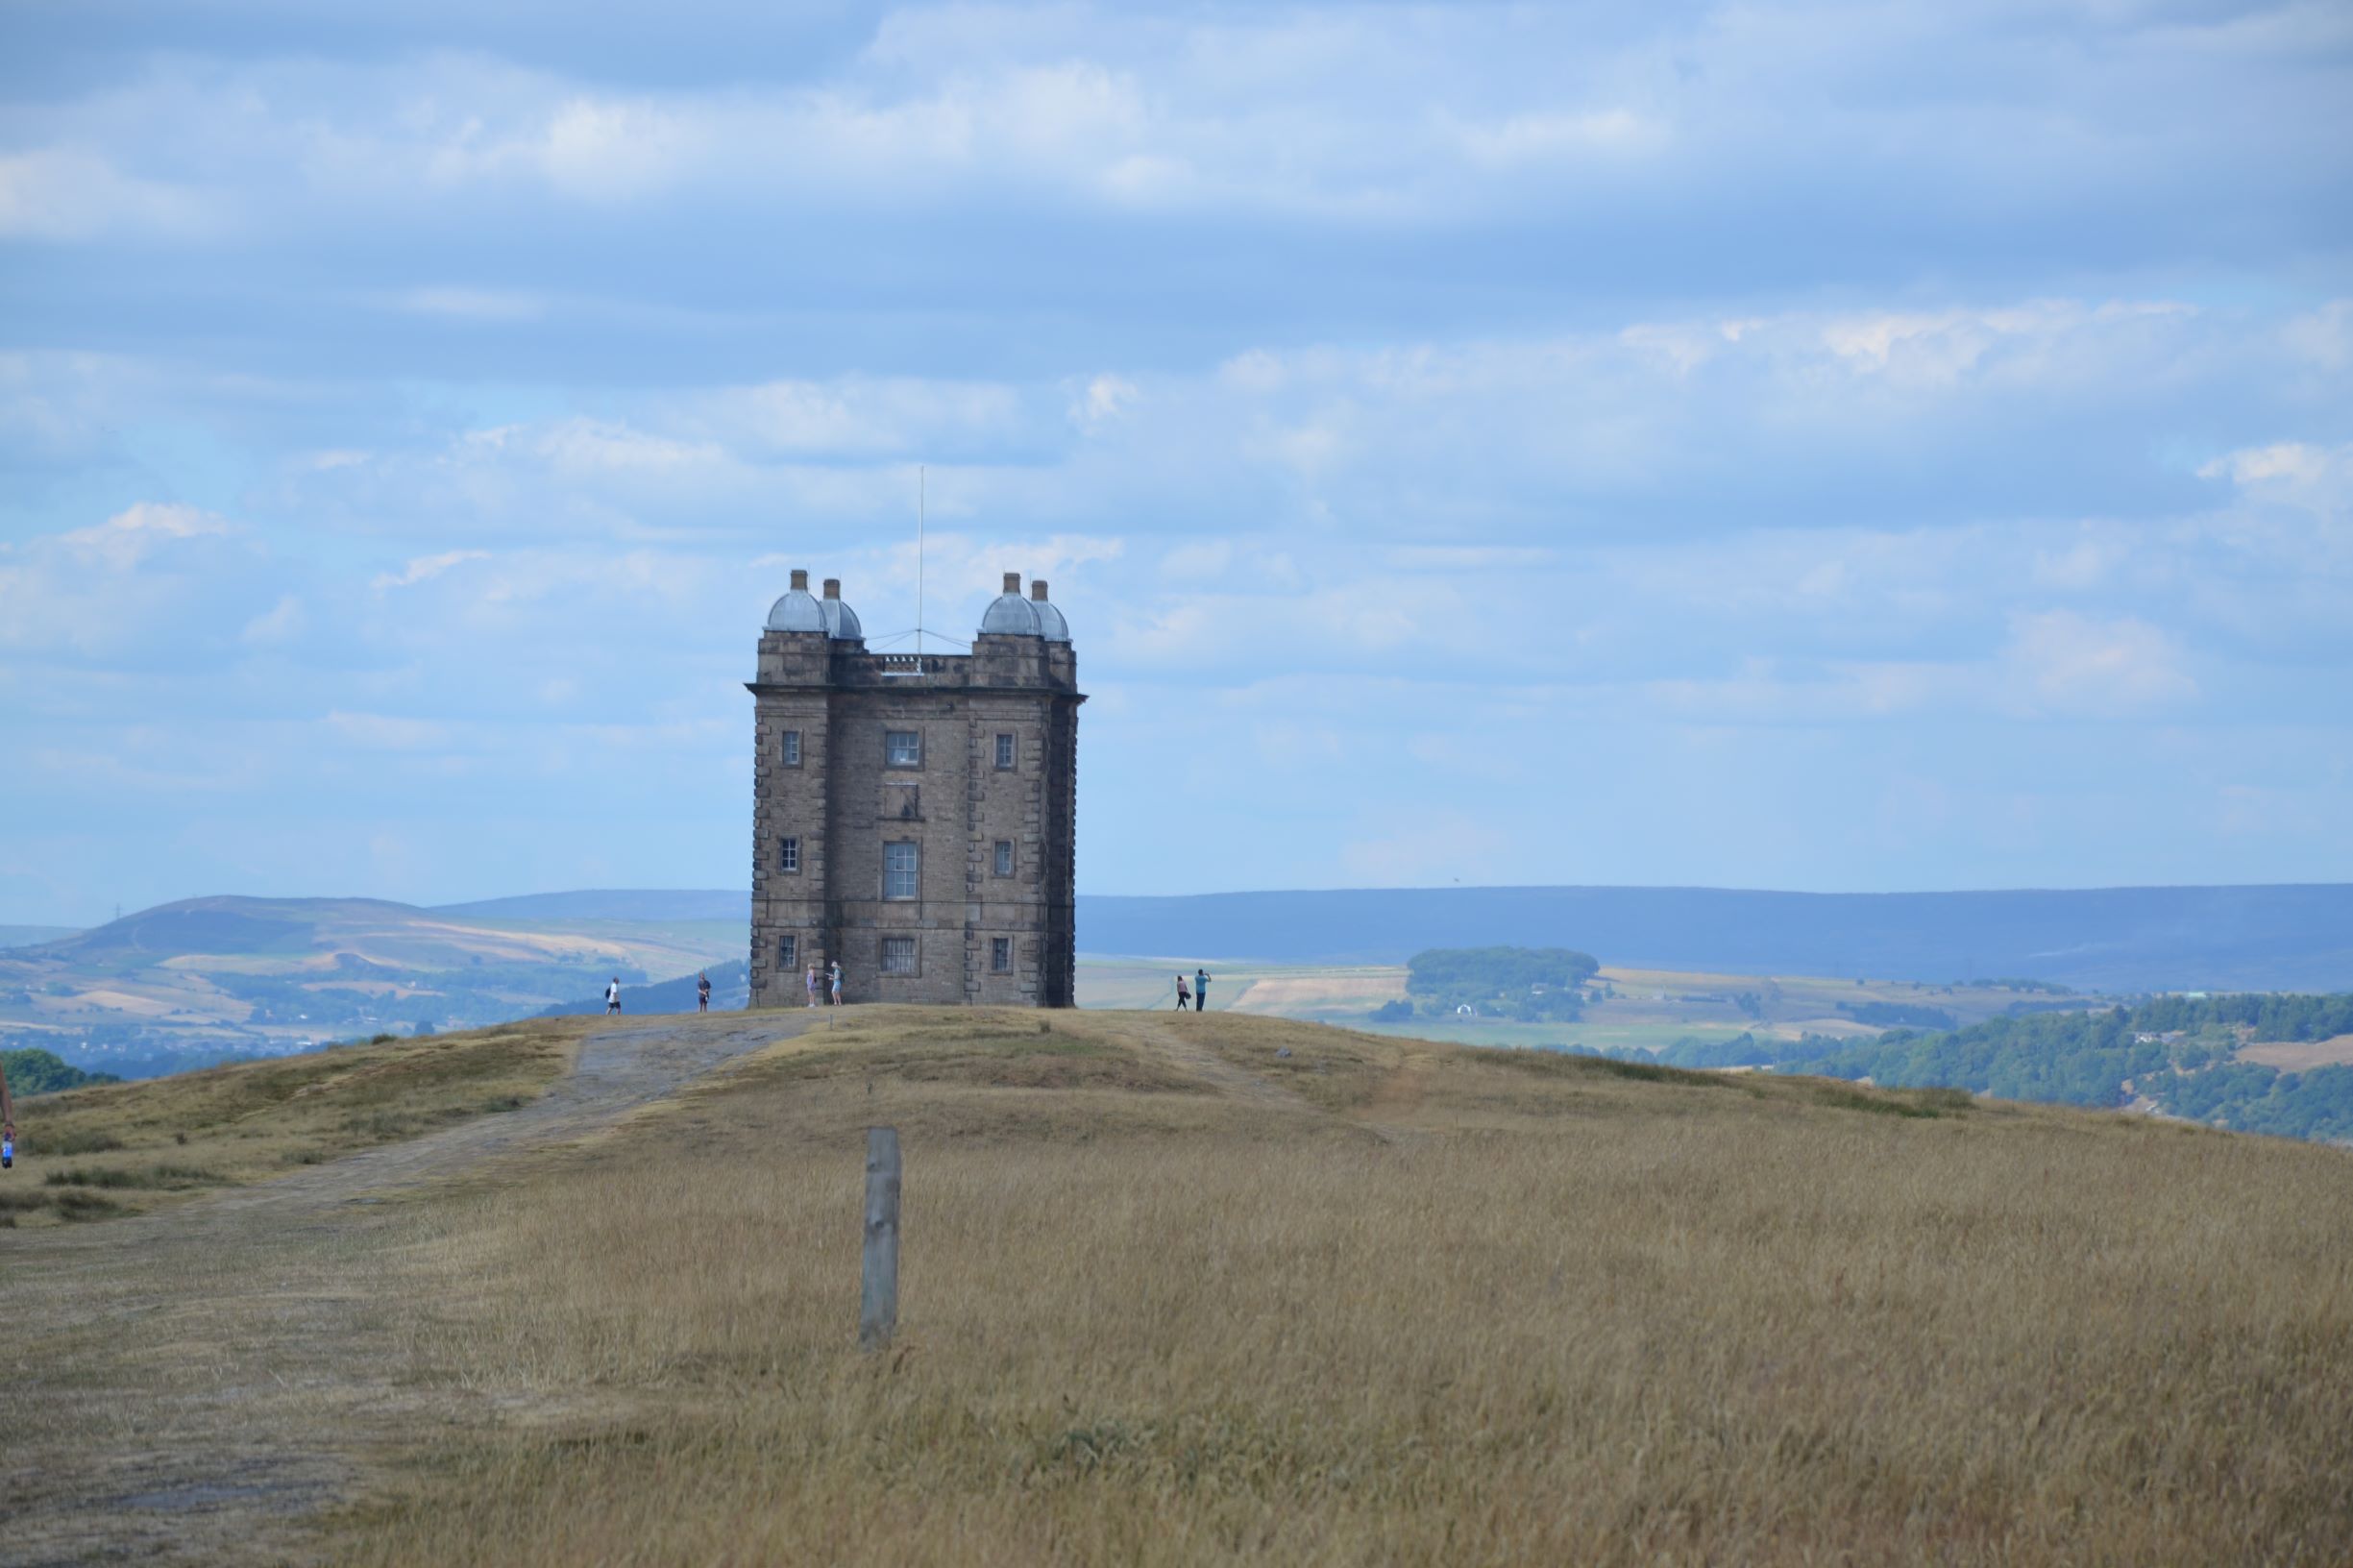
[829,961,844,1006]
[1,1053,14,1168]
[605,978,622,1015]
[806,965,819,1008]
[1174,973,1190,1011]
[1195,967,1212,1013]
[697,971,712,1013]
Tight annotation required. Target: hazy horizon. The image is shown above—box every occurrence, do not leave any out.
[6,2,2349,926]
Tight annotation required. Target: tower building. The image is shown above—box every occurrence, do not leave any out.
[747,570,1082,1007]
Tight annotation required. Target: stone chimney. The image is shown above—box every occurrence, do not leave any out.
[1003,571,1021,594]
[822,577,841,599]
[790,568,809,591]
[1030,580,1049,601]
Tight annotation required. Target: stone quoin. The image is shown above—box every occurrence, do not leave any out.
[747,570,1083,1007]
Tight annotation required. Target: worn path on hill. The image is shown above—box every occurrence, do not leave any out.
[0,1011,816,1568]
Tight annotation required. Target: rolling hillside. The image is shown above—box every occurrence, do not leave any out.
[5,1007,2348,1564]
[0,894,743,1077]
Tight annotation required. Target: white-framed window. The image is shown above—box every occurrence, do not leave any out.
[991,936,1012,973]
[782,729,802,767]
[778,934,797,968]
[883,842,919,900]
[778,836,799,873]
[881,936,917,974]
[993,841,1014,877]
[994,732,1016,771]
[886,730,922,768]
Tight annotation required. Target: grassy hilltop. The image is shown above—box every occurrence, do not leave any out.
[5,1007,2350,1565]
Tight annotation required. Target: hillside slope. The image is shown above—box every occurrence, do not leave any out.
[4,1007,2347,1566]
[0,895,743,1076]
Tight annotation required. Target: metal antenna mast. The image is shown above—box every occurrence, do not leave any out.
[916,464,925,669]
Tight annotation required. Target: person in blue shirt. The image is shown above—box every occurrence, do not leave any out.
[1194,968,1211,1012]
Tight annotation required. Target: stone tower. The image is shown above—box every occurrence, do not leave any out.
[747,570,1082,1007]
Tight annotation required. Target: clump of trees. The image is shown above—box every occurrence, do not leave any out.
[1406,947,1599,1022]
[2,1046,122,1095]
[1785,993,2353,1143]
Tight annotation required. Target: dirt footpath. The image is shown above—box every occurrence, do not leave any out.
[0,1013,812,1568]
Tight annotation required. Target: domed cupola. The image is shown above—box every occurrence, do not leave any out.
[766,568,824,632]
[766,569,864,639]
[980,571,1043,636]
[1028,579,1069,644]
[817,577,863,641]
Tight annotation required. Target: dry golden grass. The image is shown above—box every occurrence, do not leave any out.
[0,1017,591,1226]
[2240,1033,2353,1071]
[314,1008,2353,1566]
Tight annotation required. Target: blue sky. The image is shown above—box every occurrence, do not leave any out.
[2,1,2349,925]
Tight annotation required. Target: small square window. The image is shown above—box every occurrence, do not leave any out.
[992,936,1012,973]
[993,841,1014,877]
[782,729,802,767]
[778,934,797,968]
[778,836,799,873]
[882,936,917,974]
[886,730,922,768]
[994,733,1016,770]
[883,842,919,900]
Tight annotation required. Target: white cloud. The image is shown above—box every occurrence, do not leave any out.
[2000,610,2198,717]
[0,504,259,662]
[373,550,489,591]
[382,285,550,322]
[0,148,213,240]
[239,595,306,645]
[2198,441,2351,515]
[325,710,451,750]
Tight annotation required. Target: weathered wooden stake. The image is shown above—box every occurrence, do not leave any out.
[859,1126,901,1351]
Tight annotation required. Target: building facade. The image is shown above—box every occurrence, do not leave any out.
[747,570,1082,1008]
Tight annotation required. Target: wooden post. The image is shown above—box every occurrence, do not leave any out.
[859,1126,901,1351]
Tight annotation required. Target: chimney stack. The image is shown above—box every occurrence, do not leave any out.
[1030,580,1049,600]
[790,568,809,591]
[1002,571,1021,594]
[822,577,841,600]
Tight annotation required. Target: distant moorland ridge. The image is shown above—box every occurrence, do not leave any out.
[432,882,2353,992]
[1076,883,2353,992]
[18,882,2351,999]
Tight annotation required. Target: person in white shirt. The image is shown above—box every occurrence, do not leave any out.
[806,965,819,1007]
[604,978,621,1015]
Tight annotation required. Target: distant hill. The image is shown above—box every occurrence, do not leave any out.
[0,894,745,1079]
[409,882,2353,992]
[1072,884,2353,992]
[433,890,748,922]
[534,961,750,1017]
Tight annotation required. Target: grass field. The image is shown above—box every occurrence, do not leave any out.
[1082,955,2063,1051]
[7,1006,2350,1564]
[0,1018,591,1226]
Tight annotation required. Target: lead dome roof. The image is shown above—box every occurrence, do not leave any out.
[980,592,1044,636]
[765,571,862,639]
[766,587,824,632]
[979,574,1072,641]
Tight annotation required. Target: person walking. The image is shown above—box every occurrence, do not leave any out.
[1174,973,1190,1011]
[1,1052,15,1168]
[1194,967,1212,1013]
[806,965,819,1008]
[697,971,712,1013]
[605,977,622,1015]
[829,961,844,1006]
